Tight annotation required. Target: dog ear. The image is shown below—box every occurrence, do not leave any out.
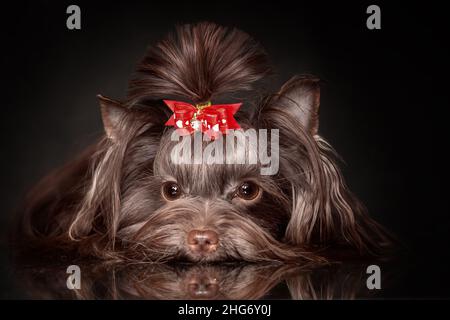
[97,94,128,141]
[262,75,320,135]
[258,75,394,257]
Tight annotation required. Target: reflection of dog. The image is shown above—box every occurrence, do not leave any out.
[15,263,381,300]
[17,22,392,263]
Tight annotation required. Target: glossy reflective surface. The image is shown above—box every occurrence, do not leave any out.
[9,260,399,299]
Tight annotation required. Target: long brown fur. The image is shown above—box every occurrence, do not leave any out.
[14,22,393,263]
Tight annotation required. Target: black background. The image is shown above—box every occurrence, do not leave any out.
[1,0,449,298]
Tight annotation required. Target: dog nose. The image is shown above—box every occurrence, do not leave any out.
[186,275,219,299]
[187,230,219,254]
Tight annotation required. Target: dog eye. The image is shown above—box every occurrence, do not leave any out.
[162,182,182,201]
[236,181,260,200]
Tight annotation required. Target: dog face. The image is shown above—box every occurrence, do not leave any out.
[120,131,292,262]
[91,89,313,262]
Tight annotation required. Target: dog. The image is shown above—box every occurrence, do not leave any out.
[16,22,393,263]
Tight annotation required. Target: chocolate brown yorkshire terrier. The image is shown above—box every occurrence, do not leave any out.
[16,22,393,263]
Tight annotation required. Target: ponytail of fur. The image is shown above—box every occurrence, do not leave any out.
[127,22,271,105]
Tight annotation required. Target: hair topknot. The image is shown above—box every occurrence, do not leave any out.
[127,22,271,105]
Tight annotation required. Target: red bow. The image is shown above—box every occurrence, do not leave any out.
[164,100,241,138]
